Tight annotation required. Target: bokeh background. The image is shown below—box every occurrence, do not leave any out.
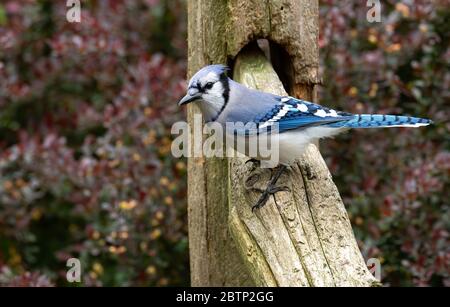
[0,0,448,287]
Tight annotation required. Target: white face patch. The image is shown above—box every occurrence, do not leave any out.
[205,81,223,98]
[197,71,223,106]
[201,81,225,114]
[191,70,230,122]
[297,103,308,112]
[280,97,291,103]
[314,109,327,117]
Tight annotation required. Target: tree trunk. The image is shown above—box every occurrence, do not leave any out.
[186,0,380,287]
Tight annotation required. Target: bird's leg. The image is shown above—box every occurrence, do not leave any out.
[252,165,289,212]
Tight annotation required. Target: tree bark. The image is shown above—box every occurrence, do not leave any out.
[186,0,380,287]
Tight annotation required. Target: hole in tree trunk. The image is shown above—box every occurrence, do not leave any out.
[230,39,295,95]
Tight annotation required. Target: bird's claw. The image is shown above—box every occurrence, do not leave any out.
[251,184,290,212]
[267,186,290,194]
[246,164,288,212]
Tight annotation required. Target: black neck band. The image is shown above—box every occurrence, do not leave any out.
[210,74,230,122]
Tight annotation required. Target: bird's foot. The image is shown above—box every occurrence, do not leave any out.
[250,165,289,212]
[251,184,290,212]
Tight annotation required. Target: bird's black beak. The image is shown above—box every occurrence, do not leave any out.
[178,93,200,106]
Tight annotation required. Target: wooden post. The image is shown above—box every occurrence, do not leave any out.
[186,0,380,287]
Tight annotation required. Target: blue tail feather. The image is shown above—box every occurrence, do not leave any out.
[328,114,433,128]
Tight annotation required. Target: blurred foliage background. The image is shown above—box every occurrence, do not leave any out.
[0,0,448,286]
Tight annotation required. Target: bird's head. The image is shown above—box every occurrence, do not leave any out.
[178,64,230,121]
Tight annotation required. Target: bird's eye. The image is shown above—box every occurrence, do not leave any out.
[205,82,214,90]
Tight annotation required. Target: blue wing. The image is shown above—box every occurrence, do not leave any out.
[227,96,431,136]
[253,96,353,133]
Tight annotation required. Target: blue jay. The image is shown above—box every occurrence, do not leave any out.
[178,64,432,210]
